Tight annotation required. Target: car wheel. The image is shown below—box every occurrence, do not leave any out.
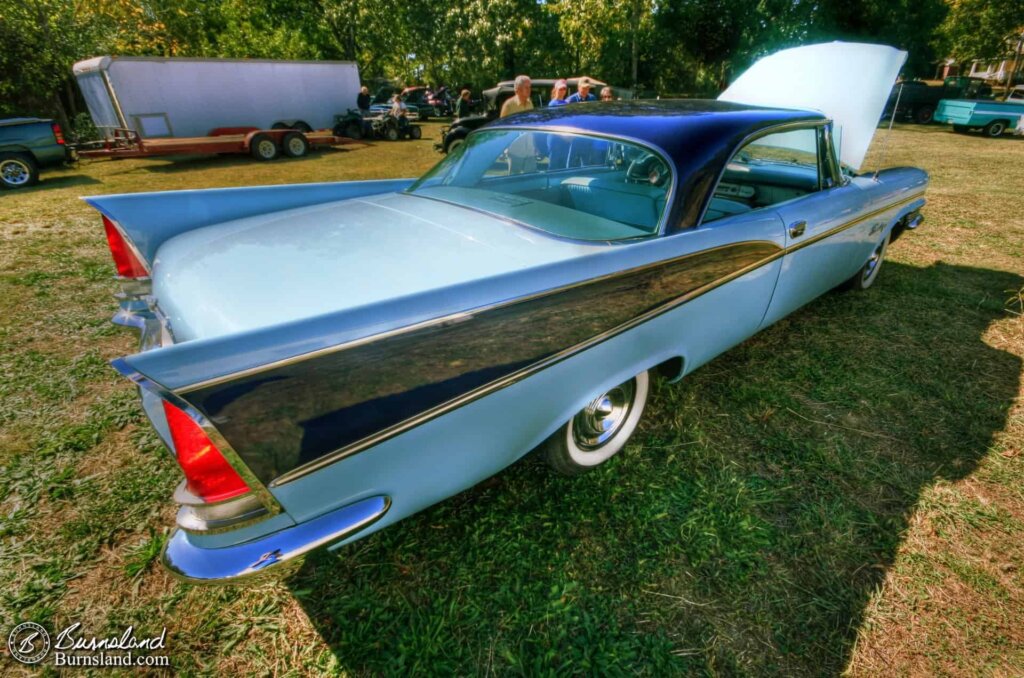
[249,133,279,160]
[842,231,890,292]
[983,120,1007,138]
[293,121,312,133]
[0,153,38,189]
[410,126,422,140]
[913,105,934,124]
[271,122,289,130]
[446,137,465,154]
[281,132,309,158]
[543,371,650,476]
[384,126,400,142]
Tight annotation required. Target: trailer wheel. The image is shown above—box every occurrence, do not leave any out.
[410,126,422,140]
[282,132,310,158]
[249,134,280,160]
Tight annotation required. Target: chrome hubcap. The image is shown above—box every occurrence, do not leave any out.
[1,160,29,185]
[572,378,636,450]
[862,239,885,284]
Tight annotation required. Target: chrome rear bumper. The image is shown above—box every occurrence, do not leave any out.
[162,495,390,583]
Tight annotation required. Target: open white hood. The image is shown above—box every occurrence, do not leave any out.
[718,42,907,171]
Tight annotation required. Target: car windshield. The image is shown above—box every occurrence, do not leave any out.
[407,129,671,241]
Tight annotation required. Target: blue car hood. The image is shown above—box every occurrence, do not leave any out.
[153,192,605,341]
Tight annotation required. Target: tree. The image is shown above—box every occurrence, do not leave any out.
[0,0,102,124]
[938,0,1024,67]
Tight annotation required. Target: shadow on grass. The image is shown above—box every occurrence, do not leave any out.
[290,260,1021,675]
[9,174,102,193]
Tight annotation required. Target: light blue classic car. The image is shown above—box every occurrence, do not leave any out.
[86,43,927,583]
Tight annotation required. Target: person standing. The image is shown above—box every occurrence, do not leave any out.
[454,89,473,119]
[389,94,407,118]
[357,85,371,112]
[500,75,534,118]
[548,79,569,107]
[566,77,597,104]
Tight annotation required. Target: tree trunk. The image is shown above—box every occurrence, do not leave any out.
[630,0,640,91]
[65,79,79,119]
[504,43,515,80]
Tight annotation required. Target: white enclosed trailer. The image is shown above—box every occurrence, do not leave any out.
[73,56,360,139]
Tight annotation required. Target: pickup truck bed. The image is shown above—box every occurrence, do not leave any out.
[934,99,1024,137]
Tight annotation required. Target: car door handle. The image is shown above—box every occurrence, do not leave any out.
[788,220,806,238]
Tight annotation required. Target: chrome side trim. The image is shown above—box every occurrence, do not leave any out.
[177,192,924,400]
[269,193,925,486]
[176,240,771,396]
[111,358,284,520]
[161,495,390,583]
[268,242,783,486]
[783,191,925,255]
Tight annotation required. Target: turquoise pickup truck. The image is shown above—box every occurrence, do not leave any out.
[934,89,1024,138]
[0,117,72,189]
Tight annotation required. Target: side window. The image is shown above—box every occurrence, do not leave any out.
[704,126,821,224]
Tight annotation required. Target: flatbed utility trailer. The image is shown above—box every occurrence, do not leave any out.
[75,127,357,161]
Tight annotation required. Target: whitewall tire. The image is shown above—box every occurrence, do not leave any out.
[543,370,650,476]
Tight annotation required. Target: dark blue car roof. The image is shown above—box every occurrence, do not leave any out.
[486,100,826,230]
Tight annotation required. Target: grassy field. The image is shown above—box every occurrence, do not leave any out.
[1,121,1021,675]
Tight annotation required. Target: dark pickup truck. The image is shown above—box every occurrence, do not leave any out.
[0,117,72,189]
[885,76,993,124]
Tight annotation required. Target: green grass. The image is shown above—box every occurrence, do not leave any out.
[0,123,1021,675]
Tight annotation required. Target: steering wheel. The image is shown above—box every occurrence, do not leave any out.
[626,154,669,187]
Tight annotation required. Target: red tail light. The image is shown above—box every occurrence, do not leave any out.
[162,400,251,502]
[51,122,65,145]
[102,216,149,278]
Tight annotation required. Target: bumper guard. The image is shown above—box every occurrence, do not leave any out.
[162,495,390,583]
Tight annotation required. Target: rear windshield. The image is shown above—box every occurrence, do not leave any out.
[407,130,671,242]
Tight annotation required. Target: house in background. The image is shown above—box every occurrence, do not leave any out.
[968,31,1024,85]
[935,31,1024,86]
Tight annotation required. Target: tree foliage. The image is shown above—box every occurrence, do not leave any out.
[0,0,1014,124]
[938,0,1024,62]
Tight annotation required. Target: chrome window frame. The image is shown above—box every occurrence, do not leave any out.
[697,118,832,228]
